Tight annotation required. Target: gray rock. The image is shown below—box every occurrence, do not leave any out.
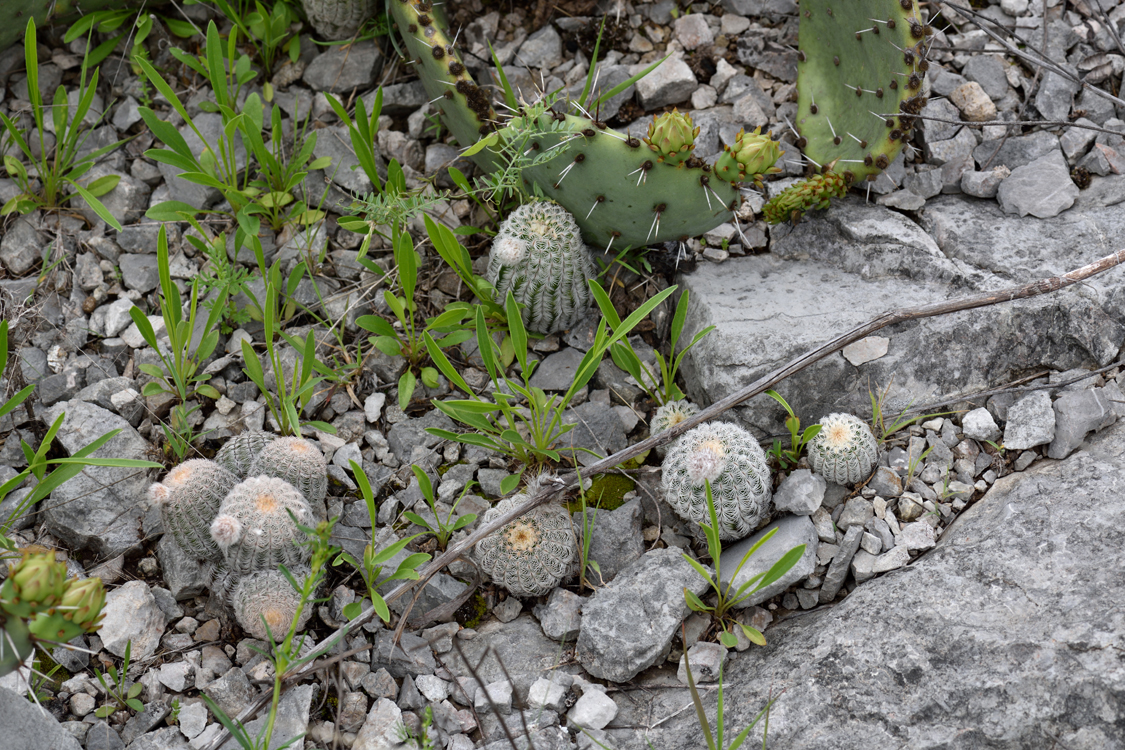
[876,190,925,211]
[919,97,962,144]
[1003,391,1056,450]
[901,520,936,551]
[533,587,585,642]
[98,580,166,660]
[558,401,627,465]
[961,407,1001,443]
[219,683,315,750]
[154,536,206,601]
[867,467,903,498]
[718,514,817,609]
[529,347,585,391]
[1047,388,1117,459]
[385,409,455,462]
[119,253,161,293]
[633,55,697,110]
[0,685,83,750]
[572,498,644,583]
[972,130,1059,171]
[75,166,150,228]
[1034,67,1081,122]
[772,469,826,515]
[960,166,1010,198]
[204,667,254,719]
[41,400,155,557]
[0,217,40,276]
[568,689,618,730]
[370,631,435,679]
[676,641,728,685]
[962,55,1010,100]
[904,168,943,200]
[302,41,381,92]
[312,124,383,194]
[577,549,711,682]
[836,497,874,530]
[673,14,714,50]
[924,126,976,166]
[997,150,1079,218]
[516,25,562,69]
[177,701,207,740]
[819,525,863,603]
[475,680,514,715]
[1060,117,1099,164]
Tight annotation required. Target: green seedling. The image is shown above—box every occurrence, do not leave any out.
[402,466,479,551]
[764,390,822,471]
[93,641,144,718]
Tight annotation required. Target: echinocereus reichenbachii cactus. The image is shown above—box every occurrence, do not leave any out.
[300,0,375,40]
[214,430,275,480]
[149,460,241,563]
[248,437,328,518]
[209,477,313,576]
[662,422,773,541]
[487,200,596,334]
[231,568,312,641]
[643,109,700,167]
[651,399,701,458]
[473,478,577,597]
[806,413,878,485]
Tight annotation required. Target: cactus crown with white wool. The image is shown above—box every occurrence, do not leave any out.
[662,421,773,541]
[487,200,596,334]
[806,413,878,485]
[149,460,240,563]
[473,476,577,597]
[209,476,314,576]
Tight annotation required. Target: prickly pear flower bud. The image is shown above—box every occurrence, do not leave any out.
[10,552,68,607]
[687,439,728,486]
[733,128,783,177]
[643,108,700,167]
[59,577,106,629]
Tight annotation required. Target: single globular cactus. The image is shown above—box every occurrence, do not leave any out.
[473,478,577,597]
[248,437,328,519]
[806,413,878,485]
[149,460,241,563]
[651,400,701,458]
[662,422,773,541]
[230,569,312,641]
[209,477,313,576]
[300,0,375,40]
[643,109,700,167]
[713,128,784,188]
[762,168,850,225]
[487,200,596,334]
[214,430,275,480]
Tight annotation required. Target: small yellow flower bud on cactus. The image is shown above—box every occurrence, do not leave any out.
[714,128,784,187]
[58,577,106,630]
[643,109,700,167]
[10,552,68,608]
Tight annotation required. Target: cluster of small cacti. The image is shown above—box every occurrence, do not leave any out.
[149,432,327,638]
[1,551,106,676]
[474,476,578,597]
[487,200,596,334]
[662,421,774,541]
[807,413,879,485]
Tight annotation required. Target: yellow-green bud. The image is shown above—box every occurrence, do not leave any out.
[714,127,784,186]
[10,552,68,608]
[59,577,106,629]
[643,109,700,167]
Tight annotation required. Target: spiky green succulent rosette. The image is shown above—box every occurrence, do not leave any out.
[643,109,700,167]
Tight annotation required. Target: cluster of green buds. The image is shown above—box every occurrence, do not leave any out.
[762,167,849,225]
[1,551,107,675]
[643,109,700,167]
[713,127,784,188]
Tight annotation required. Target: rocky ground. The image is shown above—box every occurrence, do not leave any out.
[1,0,1124,748]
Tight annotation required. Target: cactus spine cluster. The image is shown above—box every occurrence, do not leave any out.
[662,422,773,541]
[210,477,314,576]
[214,430,276,480]
[807,413,878,485]
[1,551,106,677]
[230,569,311,640]
[474,479,577,597]
[249,437,329,521]
[149,460,240,563]
[487,201,596,334]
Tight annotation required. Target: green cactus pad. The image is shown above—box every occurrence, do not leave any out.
[513,113,741,249]
[796,0,930,183]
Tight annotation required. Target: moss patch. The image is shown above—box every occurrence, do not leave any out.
[566,474,636,513]
[455,591,489,629]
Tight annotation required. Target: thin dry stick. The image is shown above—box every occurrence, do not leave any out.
[198,247,1125,750]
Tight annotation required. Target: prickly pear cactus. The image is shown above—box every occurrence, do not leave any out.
[662,422,773,541]
[209,477,313,576]
[300,0,375,40]
[248,437,328,518]
[713,128,784,188]
[231,568,311,640]
[214,430,275,480]
[473,478,577,597]
[762,169,850,224]
[149,460,241,563]
[643,109,700,167]
[795,0,931,185]
[487,201,595,334]
[807,413,878,485]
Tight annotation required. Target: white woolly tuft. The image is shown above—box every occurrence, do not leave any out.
[210,515,242,547]
[491,235,527,265]
[148,483,170,507]
[687,443,727,486]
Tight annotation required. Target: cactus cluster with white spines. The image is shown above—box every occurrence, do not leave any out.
[662,421,774,541]
[248,437,329,521]
[806,413,878,485]
[486,200,596,334]
[210,476,314,576]
[231,568,312,640]
[473,476,578,597]
[149,460,240,563]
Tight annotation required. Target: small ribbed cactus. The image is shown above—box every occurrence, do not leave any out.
[231,568,311,641]
[210,477,313,576]
[643,109,699,167]
[248,437,328,519]
[149,460,241,563]
[652,400,700,437]
[806,413,878,485]
[713,127,784,188]
[486,201,596,334]
[300,0,375,40]
[214,430,275,480]
[473,478,577,597]
[662,422,773,541]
